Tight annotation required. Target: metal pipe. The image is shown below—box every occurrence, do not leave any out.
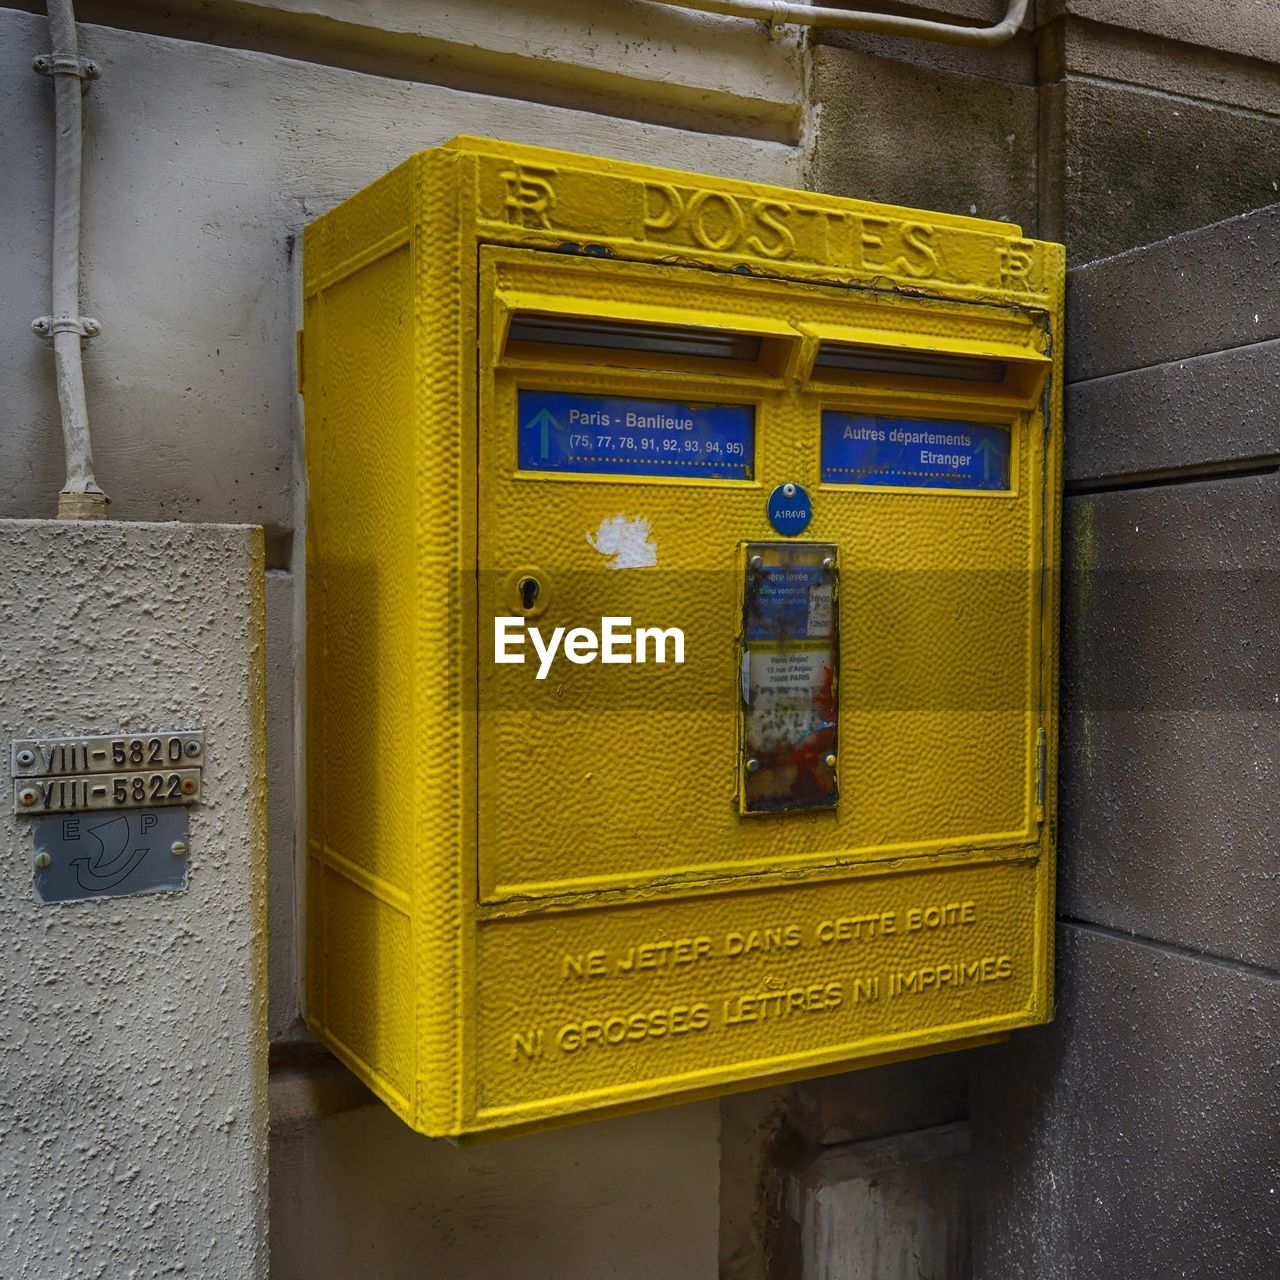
[644,0,1029,46]
[33,0,108,519]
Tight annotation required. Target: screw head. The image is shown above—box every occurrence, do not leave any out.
[822,556,835,570]
[18,787,37,807]
[170,840,188,858]
[824,754,837,770]
[745,758,761,774]
[180,778,197,796]
[749,555,764,569]
[34,851,51,870]
[81,318,101,337]
[782,482,796,497]
[183,740,201,758]
[15,749,34,767]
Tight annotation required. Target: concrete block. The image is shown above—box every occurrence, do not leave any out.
[1061,475,1280,969]
[813,0,1036,88]
[269,1084,720,1279]
[970,924,1280,1280]
[1041,16,1280,115]
[777,1124,971,1280]
[1065,340,1280,483]
[814,0,1014,19]
[1066,203,1280,381]
[1043,78,1280,266]
[807,46,1039,230]
[0,519,268,1279]
[1042,0,1280,67]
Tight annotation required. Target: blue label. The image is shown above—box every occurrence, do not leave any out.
[766,483,812,536]
[821,413,1010,490]
[517,390,753,479]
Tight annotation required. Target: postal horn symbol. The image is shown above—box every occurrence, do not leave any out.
[72,815,148,891]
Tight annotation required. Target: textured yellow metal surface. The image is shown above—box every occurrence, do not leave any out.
[301,137,1064,1138]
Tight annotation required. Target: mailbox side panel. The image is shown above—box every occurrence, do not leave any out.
[1039,239,1067,1027]
[301,158,434,1128]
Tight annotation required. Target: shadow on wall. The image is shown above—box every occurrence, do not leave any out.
[268,1066,720,1280]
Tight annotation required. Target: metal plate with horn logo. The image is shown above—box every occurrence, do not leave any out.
[29,808,190,903]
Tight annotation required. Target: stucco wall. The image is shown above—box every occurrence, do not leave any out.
[0,519,268,1280]
[0,7,803,532]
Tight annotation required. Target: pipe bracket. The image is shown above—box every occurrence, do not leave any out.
[32,53,101,82]
[32,315,101,340]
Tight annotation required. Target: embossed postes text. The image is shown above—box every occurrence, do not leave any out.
[495,161,1043,292]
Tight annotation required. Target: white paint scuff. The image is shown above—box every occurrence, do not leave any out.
[586,514,657,569]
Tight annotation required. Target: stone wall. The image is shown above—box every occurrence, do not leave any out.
[969,204,1280,1279]
[808,0,1280,263]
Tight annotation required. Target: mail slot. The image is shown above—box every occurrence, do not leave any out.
[300,136,1064,1139]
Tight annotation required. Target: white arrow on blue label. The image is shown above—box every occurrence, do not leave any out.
[522,407,562,460]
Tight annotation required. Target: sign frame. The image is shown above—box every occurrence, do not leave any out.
[515,388,756,480]
[820,409,1015,493]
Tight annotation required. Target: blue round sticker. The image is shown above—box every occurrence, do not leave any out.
[766,482,812,536]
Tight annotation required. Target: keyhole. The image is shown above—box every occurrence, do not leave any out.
[517,576,540,610]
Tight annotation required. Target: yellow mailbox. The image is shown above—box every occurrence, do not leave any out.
[300,137,1064,1139]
